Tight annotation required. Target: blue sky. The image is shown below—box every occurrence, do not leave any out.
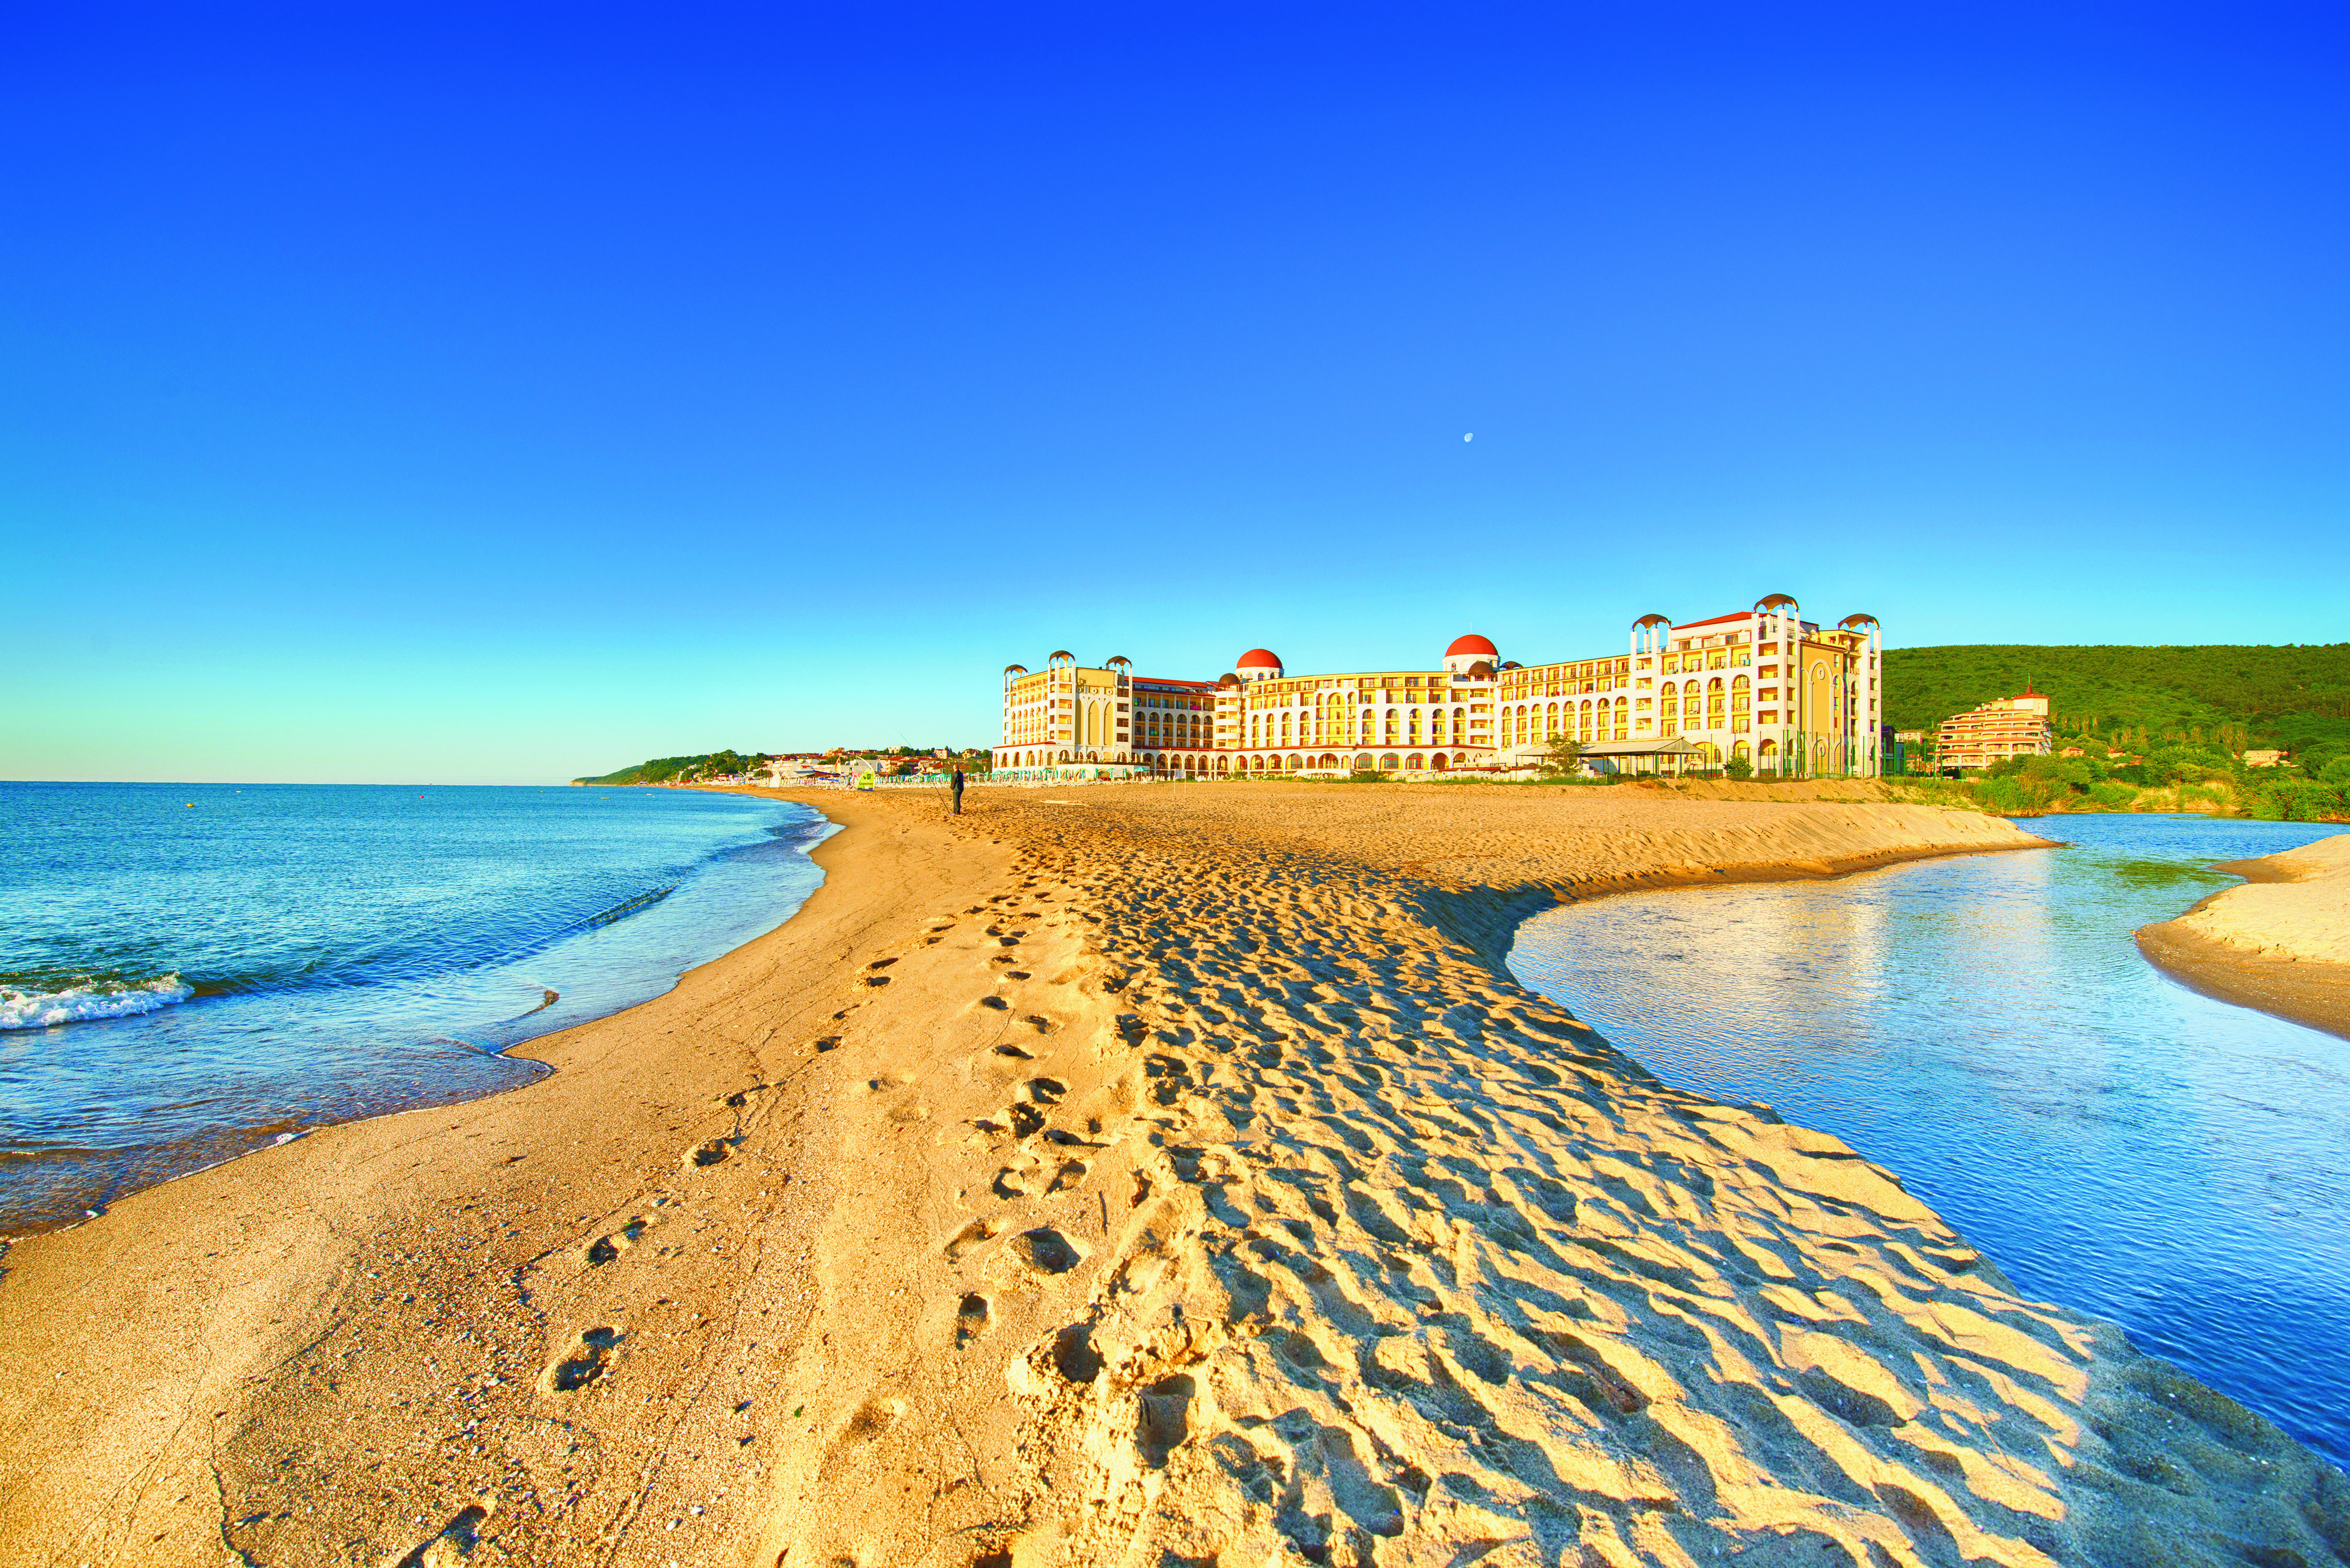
[5,2,2345,782]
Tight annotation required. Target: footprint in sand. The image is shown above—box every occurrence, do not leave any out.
[584,1217,647,1266]
[991,1042,1033,1058]
[1135,1373,1195,1468]
[1009,1227,1083,1275]
[1024,1077,1067,1105]
[957,1293,991,1348]
[684,1137,734,1169]
[840,1397,904,1445]
[978,995,1011,1011]
[945,1218,1001,1262]
[544,1327,620,1393]
[1051,1323,1103,1383]
[1046,1160,1088,1193]
[396,1500,492,1567]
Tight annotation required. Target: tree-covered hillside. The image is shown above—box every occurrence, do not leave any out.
[1884,644,2350,754]
[572,750,762,786]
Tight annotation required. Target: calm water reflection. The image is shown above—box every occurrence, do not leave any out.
[1507,815,2350,1470]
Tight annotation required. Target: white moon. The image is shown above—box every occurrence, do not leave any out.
[1463,432,1474,442]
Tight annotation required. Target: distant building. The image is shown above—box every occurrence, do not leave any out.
[994,595,1885,780]
[2243,749,2286,769]
[1936,689,2052,770]
[760,756,832,784]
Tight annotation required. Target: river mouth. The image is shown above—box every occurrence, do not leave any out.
[1507,813,2350,1472]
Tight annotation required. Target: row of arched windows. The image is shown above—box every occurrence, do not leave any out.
[994,749,1223,776]
[1657,674,1758,735]
[1247,704,1466,750]
[1499,698,1630,748]
[1238,752,1454,773]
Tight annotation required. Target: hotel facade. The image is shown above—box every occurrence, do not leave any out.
[995,595,1883,780]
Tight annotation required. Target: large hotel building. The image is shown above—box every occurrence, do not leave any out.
[1934,689,2052,771]
[995,596,1884,780]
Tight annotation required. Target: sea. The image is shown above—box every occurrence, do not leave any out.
[0,782,832,1234]
[1507,814,2350,1472]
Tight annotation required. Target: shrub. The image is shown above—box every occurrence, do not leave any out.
[1724,756,1753,780]
[1978,775,2028,814]
[2284,781,2347,820]
[2088,781,2137,809]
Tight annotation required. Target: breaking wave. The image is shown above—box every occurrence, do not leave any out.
[1,974,195,1031]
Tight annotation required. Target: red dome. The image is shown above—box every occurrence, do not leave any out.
[1236,648,1283,669]
[1446,634,1498,657]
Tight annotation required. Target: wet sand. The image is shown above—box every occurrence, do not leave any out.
[2137,831,2350,1041]
[2,783,2344,1567]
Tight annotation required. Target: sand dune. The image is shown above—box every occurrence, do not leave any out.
[2,784,2343,1567]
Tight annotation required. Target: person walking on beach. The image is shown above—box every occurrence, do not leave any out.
[950,767,965,815]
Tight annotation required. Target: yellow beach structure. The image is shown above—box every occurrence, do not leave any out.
[993,595,1883,780]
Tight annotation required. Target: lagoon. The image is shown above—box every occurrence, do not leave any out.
[1508,814,2350,1470]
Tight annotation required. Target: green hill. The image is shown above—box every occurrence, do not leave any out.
[572,750,761,786]
[1884,644,2350,759]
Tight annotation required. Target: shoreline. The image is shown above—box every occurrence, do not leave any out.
[0,797,835,1242]
[2135,832,2350,1041]
[2,784,2342,1565]
[0,788,1006,1566]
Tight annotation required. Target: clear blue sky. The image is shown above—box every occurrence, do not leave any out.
[5,2,2345,783]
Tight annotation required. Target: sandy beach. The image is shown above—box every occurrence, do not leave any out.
[3,783,2345,1567]
[2137,831,2350,1041]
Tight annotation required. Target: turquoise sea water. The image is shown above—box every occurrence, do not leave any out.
[0,783,830,1233]
[1507,814,2350,1471]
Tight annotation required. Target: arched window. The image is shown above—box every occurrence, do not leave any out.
[1407,753,1424,770]
[1380,753,1399,770]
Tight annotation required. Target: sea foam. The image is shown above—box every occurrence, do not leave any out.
[0,975,195,1030]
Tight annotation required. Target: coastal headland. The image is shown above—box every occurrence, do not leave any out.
[2137,831,2350,1041]
[2,785,2344,1567]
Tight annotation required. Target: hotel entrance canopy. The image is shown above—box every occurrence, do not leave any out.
[1580,738,1704,774]
[1503,737,1705,775]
